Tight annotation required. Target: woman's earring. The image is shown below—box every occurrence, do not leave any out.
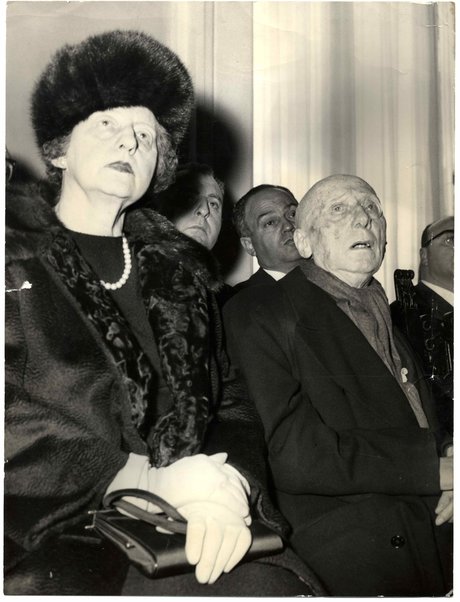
[51,156,67,169]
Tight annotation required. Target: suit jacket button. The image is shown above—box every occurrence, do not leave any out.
[391,535,406,548]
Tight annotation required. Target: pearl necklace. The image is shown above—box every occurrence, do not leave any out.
[100,235,132,291]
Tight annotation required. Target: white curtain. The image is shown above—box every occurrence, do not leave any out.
[253,2,454,297]
[6,2,454,294]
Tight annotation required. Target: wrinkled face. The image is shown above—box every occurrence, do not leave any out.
[57,106,158,206]
[300,177,387,287]
[243,189,300,272]
[173,174,223,250]
[423,230,454,291]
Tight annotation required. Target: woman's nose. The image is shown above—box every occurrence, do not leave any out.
[118,127,138,154]
[195,199,210,218]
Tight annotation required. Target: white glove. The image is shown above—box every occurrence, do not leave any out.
[435,490,453,526]
[178,501,252,584]
[106,452,251,519]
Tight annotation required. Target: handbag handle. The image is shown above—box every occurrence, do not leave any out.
[103,488,187,535]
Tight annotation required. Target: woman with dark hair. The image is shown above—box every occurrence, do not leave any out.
[152,162,237,307]
[153,162,225,251]
[5,30,323,596]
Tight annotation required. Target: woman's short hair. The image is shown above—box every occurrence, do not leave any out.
[42,121,177,194]
[153,162,224,222]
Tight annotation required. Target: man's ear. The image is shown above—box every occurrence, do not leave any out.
[240,237,256,257]
[293,228,312,258]
[50,156,67,170]
[420,246,428,267]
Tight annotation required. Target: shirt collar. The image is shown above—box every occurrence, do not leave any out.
[421,280,454,306]
[264,268,288,281]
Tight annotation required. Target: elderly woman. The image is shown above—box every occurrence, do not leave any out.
[5,31,321,596]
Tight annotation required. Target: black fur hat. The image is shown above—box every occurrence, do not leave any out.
[31,30,194,149]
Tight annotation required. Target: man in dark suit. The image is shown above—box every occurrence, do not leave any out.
[223,175,453,596]
[231,185,303,294]
[391,217,454,434]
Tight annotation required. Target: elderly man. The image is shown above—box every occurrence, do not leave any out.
[391,216,454,434]
[223,175,453,596]
[232,185,302,292]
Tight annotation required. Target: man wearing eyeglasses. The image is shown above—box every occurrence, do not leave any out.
[391,216,454,434]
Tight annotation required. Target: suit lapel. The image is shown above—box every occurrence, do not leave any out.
[417,283,453,317]
[281,269,420,426]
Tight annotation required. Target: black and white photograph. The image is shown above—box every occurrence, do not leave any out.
[4,1,454,596]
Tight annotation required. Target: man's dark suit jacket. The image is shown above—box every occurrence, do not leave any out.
[231,268,275,296]
[391,282,453,434]
[224,266,452,596]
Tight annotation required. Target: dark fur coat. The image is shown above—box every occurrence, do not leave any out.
[5,182,284,594]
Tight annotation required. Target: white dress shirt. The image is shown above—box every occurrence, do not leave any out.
[264,269,288,282]
[421,280,454,307]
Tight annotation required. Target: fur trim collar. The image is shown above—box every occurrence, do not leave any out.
[6,182,222,292]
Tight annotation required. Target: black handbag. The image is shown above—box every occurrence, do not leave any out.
[88,488,284,579]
